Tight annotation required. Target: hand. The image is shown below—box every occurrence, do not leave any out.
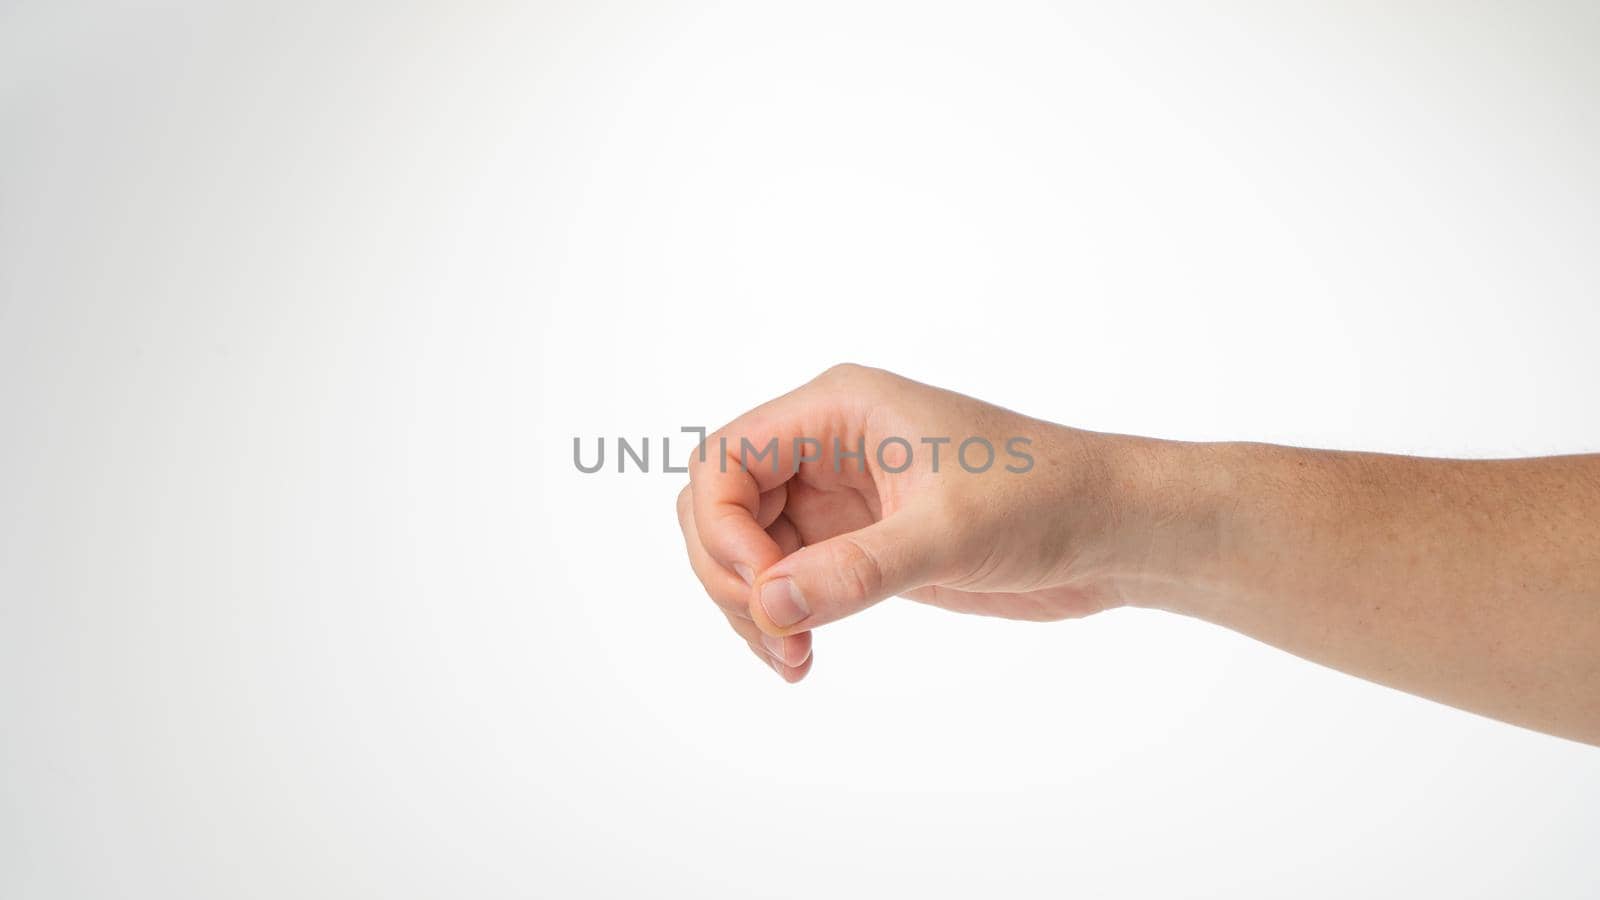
[675,364,1161,681]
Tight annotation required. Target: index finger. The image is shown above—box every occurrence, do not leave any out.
[688,380,860,585]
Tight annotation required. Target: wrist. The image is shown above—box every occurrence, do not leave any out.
[1084,434,1247,616]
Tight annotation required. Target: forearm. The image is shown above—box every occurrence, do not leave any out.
[1103,437,1600,744]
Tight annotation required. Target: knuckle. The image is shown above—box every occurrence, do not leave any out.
[820,361,868,382]
[835,534,885,601]
[706,584,749,618]
[725,614,758,642]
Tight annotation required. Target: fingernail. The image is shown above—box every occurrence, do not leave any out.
[733,563,754,586]
[759,578,809,628]
[761,634,786,663]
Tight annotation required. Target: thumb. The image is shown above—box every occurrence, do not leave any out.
[749,510,945,636]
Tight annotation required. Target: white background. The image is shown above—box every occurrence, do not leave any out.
[4,2,1598,897]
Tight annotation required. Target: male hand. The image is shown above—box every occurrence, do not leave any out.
[675,364,1153,681]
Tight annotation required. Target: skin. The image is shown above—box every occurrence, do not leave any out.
[675,364,1600,745]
